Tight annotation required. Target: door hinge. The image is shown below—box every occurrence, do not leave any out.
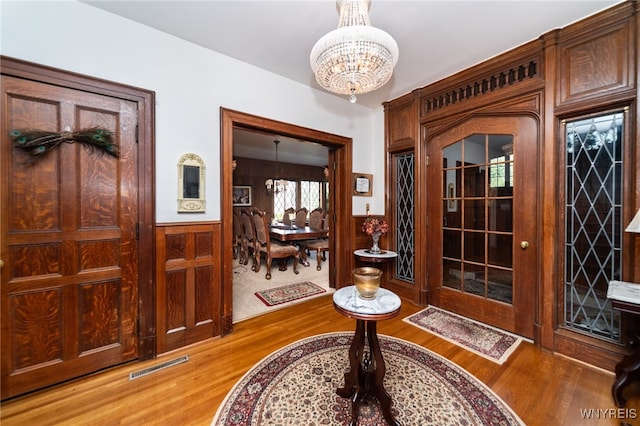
[136,223,140,240]
[135,124,139,144]
[426,155,430,167]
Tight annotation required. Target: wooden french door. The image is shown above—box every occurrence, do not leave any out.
[1,75,139,398]
[428,116,538,338]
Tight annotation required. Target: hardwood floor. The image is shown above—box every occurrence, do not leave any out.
[1,295,637,425]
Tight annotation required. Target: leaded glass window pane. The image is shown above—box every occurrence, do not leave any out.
[300,181,321,212]
[273,180,296,220]
[564,112,623,343]
[273,180,326,221]
[395,153,414,283]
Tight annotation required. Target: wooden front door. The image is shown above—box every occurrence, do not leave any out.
[428,116,538,338]
[1,75,140,398]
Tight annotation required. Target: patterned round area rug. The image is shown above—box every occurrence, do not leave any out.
[212,332,524,425]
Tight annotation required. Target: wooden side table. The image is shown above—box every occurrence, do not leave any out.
[333,286,402,426]
[354,249,398,264]
[607,280,640,407]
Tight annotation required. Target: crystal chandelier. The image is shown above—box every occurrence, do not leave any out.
[265,140,288,194]
[310,0,399,103]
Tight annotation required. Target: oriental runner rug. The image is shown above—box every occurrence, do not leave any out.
[403,306,524,365]
[254,281,326,307]
[211,332,524,425]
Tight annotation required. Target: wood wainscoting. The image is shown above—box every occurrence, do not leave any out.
[155,222,222,354]
[383,1,638,371]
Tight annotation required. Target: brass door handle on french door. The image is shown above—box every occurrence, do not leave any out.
[520,241,529,249]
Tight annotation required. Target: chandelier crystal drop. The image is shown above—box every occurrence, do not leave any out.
[310,0,399,103]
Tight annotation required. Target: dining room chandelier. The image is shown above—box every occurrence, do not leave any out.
[265,140,288,194]
[310,0,399,103]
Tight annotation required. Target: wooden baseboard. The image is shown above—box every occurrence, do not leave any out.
[554,328,626,372]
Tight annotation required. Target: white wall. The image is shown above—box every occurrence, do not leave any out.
[1,0,387,222]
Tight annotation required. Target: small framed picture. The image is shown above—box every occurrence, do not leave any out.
[352,173,372,196]
[232,185,252,206]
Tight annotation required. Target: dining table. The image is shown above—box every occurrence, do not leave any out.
[269,224,329,268]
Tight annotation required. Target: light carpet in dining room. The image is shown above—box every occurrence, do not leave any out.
[233,252,332,323]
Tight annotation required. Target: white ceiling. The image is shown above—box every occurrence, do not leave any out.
[232,128,330,166]
[83,0,619,164]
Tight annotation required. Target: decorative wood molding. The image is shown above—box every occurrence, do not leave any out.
[422,59,541,114]
[383,1,637,370]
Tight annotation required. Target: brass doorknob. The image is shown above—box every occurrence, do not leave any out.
[520,241,529,249]
[0,259,3,268]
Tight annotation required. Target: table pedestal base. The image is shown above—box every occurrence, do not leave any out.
[613,332,640,407]
[337,319,400,426]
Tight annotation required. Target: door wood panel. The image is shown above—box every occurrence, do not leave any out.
[1,75,139,399]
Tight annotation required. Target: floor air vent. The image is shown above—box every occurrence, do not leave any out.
[129,355,189,380]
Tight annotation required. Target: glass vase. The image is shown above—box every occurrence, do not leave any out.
[370,231,382,254]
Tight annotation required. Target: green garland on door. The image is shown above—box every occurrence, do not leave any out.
[9,127,119,158]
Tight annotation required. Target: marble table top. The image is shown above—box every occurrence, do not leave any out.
[607,280,640,304]
[353,249,398,259]
[333,286,401,316]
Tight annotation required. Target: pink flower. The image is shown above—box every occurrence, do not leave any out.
[361,216,389,236]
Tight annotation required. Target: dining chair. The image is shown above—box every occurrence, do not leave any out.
[252,209,300,280]
[233,209,243,261]
[301,209,330,270]
[308,207,324,230]
[282,207,295,226]
[301,207,323,256]
[295,207,308,228]
[240,209,257,270]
